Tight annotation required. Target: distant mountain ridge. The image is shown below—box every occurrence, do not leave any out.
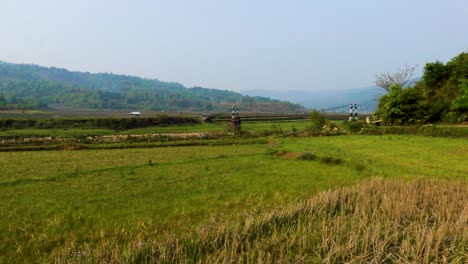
[242,87,385,112]
[0,60,304,112]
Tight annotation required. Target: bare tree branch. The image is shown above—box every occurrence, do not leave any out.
[375,65,417,91]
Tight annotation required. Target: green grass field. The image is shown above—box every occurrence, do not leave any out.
[1,131,467,262]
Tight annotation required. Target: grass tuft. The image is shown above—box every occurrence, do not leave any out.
[319,155,344,165]
[297,152,317,160]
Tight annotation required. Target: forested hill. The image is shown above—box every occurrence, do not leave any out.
[0,60,304,112]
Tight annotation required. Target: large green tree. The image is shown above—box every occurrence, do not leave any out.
[379,84,427,125]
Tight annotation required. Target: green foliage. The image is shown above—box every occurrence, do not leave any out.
[309,109,326,130]
[422,61,450,90]
[343,119,365,132]
[450,78,468,122]
[0,62,305,112]
[376,51,468,124]
[380,84,428,125]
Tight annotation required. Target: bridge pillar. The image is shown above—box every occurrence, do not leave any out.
[354,104,358,120]
[229,105,241,132]
[349,104,358,121]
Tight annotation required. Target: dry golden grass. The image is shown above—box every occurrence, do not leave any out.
[61,178,467,263]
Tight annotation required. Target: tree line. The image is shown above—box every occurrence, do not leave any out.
[375,52,468,124]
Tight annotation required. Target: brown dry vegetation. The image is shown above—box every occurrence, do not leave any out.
[60,178,468,263]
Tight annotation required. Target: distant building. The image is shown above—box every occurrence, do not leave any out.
[130,111,141,117]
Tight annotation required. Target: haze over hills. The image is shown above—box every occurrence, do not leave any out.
[242,77,422,113]
[242,87,385,113]
[0,60,304,113]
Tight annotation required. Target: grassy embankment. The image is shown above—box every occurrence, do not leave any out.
[0,120,312,152]
[0,120,311,137]
[0,133,467,262]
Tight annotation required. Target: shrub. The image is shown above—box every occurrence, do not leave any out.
[309,109,326,130]
[319,156,343,165]
[343,120,365,132]
[297,152,317,160]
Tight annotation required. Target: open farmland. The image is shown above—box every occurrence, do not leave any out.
[0,130,467,262]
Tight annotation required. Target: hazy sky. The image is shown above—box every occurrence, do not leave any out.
[1,0,467,92]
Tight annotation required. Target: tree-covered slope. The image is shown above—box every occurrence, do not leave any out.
[0,61,304,112]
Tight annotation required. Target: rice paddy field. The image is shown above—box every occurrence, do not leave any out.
[0,121,467,263]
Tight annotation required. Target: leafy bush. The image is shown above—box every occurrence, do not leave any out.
[380,84,428,125]
[343,120,365,132]
[309,109,326,130]
[450,78,468,122]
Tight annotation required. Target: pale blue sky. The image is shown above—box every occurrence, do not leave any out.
[1,0,467,92]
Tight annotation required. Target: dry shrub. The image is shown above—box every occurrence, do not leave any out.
[62,145,83,151]
[266,137,277,147]
[281,152,302,159]
[60,178,468,263]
